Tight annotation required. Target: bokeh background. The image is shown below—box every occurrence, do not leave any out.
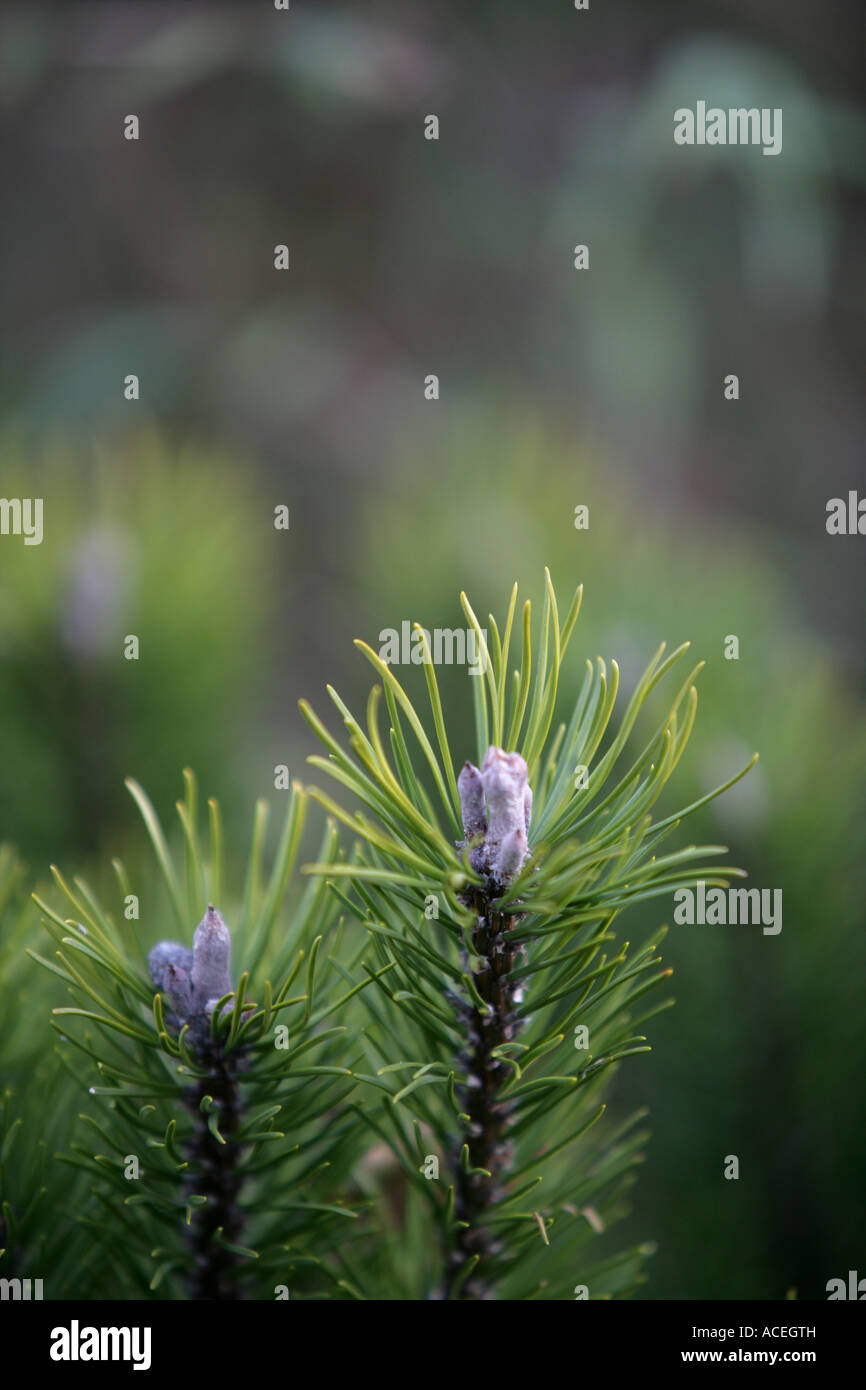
[1,0,864,1299]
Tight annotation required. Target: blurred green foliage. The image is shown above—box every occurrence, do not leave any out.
[0,432,268,864]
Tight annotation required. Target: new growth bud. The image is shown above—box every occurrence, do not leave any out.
[191,905,232,1008]
[496,826,528,882]
[148,940,193,990]
[458,761,488,839]
[458,747,532,886]
[164,960,193,1018]
[148,905,234,1041]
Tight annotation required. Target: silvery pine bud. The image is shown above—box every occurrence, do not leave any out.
[481,747,529,845]
[148,940,194,992]
[455,746,531,886]
[458,761,488,839]
[494,826,528,884]
[148,906,233,1033]
[163,960,194,1018]
[191,905,232,1011]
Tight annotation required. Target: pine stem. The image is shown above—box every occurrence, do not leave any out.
[445,890,524,1300]
[184,1038,244,1300]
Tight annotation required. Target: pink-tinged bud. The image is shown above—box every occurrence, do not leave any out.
[191,905,232,1011]
[492,826,528,885]
[458,761,488,839]
[523,784,533,834]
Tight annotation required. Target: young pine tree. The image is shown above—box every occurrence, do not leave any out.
[26,775,384,1299]
[299,573,755,1299]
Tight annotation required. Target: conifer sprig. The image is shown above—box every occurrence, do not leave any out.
[29,774,376,1299]
[300,573,756,1299]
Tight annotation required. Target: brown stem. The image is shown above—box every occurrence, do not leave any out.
[445,890,524,1299]
[184,1039,245,1300]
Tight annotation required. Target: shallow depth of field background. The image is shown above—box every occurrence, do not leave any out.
[1,1,864,1299]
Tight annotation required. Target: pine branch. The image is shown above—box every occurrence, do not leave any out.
[301,573,757,1299]
[184,1036,245,1300]
[28,775,374,1299]
[447,889,523,1298]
